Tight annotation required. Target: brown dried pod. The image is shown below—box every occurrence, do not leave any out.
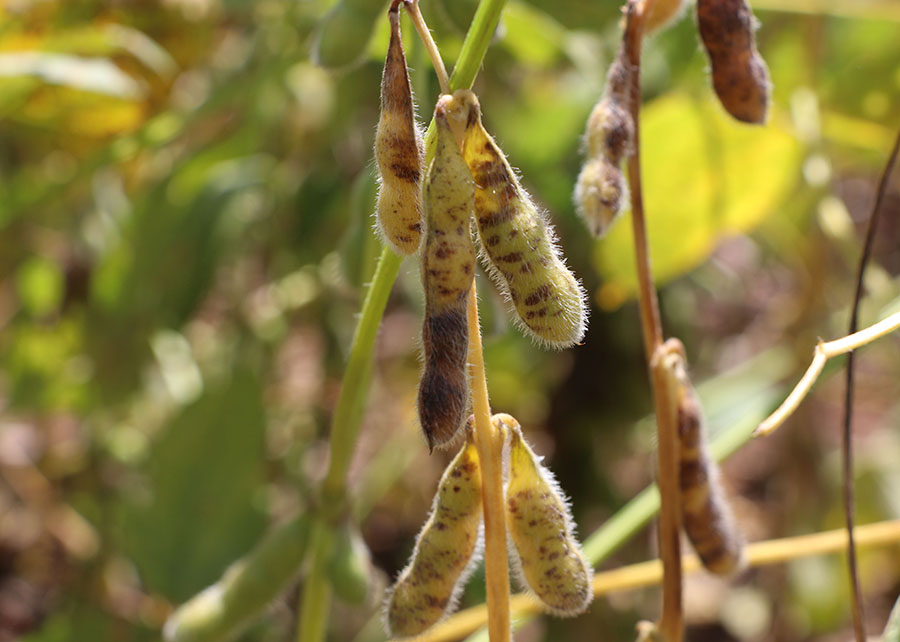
[374,4,425,255]
[696,0,771,124]
[662,340,746,575]
[417,95,477,451]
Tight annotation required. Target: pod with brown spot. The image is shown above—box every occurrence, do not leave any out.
[452,90,586,348]
[499,413,592,616]
[374,4,425,255]
[384,425,483,638]
[697,0,770,124]
[417,95,477,451]
[662,341,745,575]
[574,44,634,238]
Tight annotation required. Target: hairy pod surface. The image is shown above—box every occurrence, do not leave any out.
[452,91,586,348]
[374,6,425,255]
[662,342,746,575]
[697,0,770,124]
[417,97,477,451]
[385,428,484,638]
[574,49,634,238]
[499,413,592,616]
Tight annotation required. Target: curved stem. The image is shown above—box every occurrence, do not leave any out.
[403,0,451,94]
[467,281,511,642]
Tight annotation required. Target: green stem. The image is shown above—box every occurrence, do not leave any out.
[297,521,334,642]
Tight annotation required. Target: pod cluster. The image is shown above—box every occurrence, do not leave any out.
[573,42,634,238]
[415,89,586,450]
[697,0,771,124]
[498,413,593,616]
[385,424,484,638]
[662,341,745,575]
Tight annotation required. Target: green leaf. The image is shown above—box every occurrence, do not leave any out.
[117,369,267,602]
[591,93,804,309]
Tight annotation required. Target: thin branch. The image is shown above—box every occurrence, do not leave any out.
[402,0,451,95]
[411,519,900,642]
[754,301,900,438]
[842,126,900,642]
[621,1,683,639]
[466,280,511,642]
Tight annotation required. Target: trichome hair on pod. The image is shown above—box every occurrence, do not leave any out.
[498,413,593,616]
[374,2,425,255]
[417,94,477,452]
[448,90,586,348]
[696,0,771,124]
[384,422,484,638]
[574,41,634,238]
[661,339,746,575]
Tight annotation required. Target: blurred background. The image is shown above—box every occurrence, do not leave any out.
[1,0,900,640]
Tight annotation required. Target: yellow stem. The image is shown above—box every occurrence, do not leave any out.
[755,307,900,437]
[621,1,682,639]
[466,281,511,642]
[403,0,451,95]
[413,519,900,642]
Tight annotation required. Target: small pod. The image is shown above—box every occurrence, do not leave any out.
[374,4,425,255]
[696,0,770,124]
[574,47,634,238]
[385,425,484,638]
[454,91,587,348]
[662,341,745,575]
[499,413,593,616]
[417,95,477,451]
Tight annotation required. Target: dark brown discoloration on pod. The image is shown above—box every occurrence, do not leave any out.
[417,98,476,451]
[669,347,746,575]
[697,0,770,124]
[385,426,483,638]
[375,7,425,255]
[574,43,635,238]
[451,91,586,348]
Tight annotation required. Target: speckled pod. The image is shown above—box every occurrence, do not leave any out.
[668,348,746,575]
[499,413,592,616]
[454,91,586,348]
[385,426,483,638]
[417,96,476,451]
[574,46,634,238]
[697,0,770,124]
[374,5,424,255]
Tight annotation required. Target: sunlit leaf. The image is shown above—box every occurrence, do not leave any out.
[592,93,804,309]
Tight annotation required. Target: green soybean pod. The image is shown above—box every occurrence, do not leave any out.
[385,426,483,638]
[500,413,592,616]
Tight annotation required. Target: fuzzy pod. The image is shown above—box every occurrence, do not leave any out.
[374,5,425,255]
[417,95,477,451]
[499,413,593,616]
[454,91,587,348]
[574,48,634,238]
[664,346,746,575]
[385,427,484,638]
[697,0,770,124]
[573,157,627,238]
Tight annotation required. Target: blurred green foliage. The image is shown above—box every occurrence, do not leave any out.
[1,0,899,641]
